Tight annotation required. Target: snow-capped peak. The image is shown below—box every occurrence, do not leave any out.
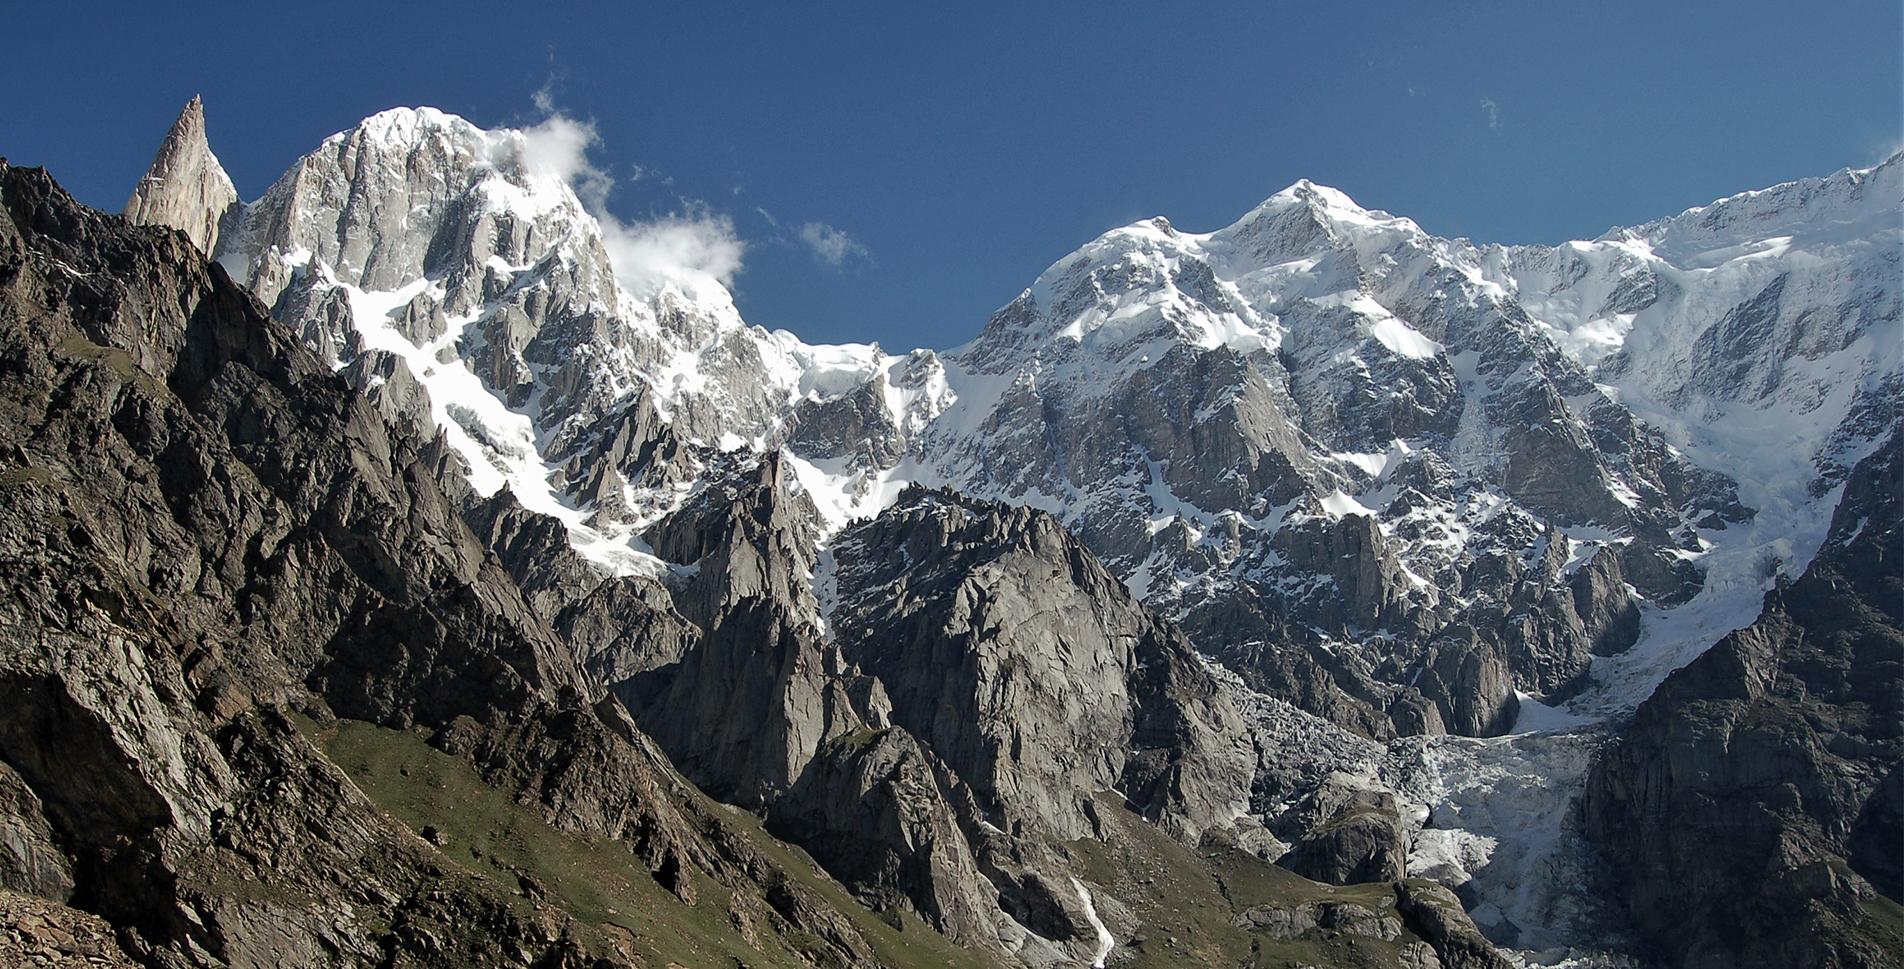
[1606,151,1902,267]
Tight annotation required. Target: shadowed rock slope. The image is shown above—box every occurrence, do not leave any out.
[0,161,995,969]
[1585,429,1904,969]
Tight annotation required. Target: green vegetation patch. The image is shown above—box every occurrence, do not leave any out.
[306,716,998,969]
[1067,792,1434,969]
[0,466,52,488]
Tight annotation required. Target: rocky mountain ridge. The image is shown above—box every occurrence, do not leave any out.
[54,94,1904,969]
[1585,428,1902,969]
[141,100,1896,749]
[0,159,933,969]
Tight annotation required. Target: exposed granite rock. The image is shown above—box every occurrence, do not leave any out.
[1584,429,1904,969]
[0,763,73,903]
[463,489,606,625]
[636,595,876,809]
[626,465,1021,955]
[789,374,905,470]
[1234,897,1405,942]
[1274,772,1408,885]
[555,575,699,696]
[770,726,1010,952]
[643,452,823,631]
[830,486,1253,845]
[1270,512,1427,635]
[1393,879,1513,969]
[0,162,907,969]
[1408,630,1519,738]
[1570,545,1641,657]
[1847,763,1903,902]
[122,96,239,256]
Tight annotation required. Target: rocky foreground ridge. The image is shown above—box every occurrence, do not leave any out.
[0,158,948,969]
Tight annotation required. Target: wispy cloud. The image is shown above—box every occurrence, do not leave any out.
[600,211,746,296]
[1871,134,1903,164]
[1480,98,1500,130]
[503,97,746,299]
[512,113,612,207]
[797,221,870,267]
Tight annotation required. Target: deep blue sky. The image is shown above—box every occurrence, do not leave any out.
[5,2,1898,351]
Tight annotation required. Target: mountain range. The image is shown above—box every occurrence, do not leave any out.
[0,95,1893,969]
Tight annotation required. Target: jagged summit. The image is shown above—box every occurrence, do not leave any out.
[122,95,239,254]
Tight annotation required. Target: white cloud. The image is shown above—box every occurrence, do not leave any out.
[510,113,612,207]
[499,101,747,299]
[600,211,746,299]
[1480,98,1500,129]
[797,221,870,267]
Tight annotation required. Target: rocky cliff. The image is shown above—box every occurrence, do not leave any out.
[122,96,239,256]
[1585,429,1903,968]
[0,160,972,969]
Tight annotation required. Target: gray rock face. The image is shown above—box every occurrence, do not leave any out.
[1569,545,1641,657]
[770,726,1008,951]
[1584,430,1904,969]
[555,574,699,692]
[0,162,901,969]
[609,462,1024,954]
[1408,629,1519,738]
[830,486,1253,845]
[463,489,607,624]
[1393,880,1515,969]
[1234,897,1405,941]
[0,763,73,903]
[122,96,239,256]
[1274,772,1408,885]
[625,458,862,805]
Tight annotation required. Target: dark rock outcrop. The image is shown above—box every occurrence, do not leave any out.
[0,162,905,969]
[830,486,1253,845]
[626,465,1021,954]
[1394,879,1514,969]
[1570,545,1641,657]
[1273,772,1408,885]
[770,726,1004,950]
[1584,430,1904,969]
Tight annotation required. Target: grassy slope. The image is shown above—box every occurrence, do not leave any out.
[1066,793,1435,969]
[304,716,998,969]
